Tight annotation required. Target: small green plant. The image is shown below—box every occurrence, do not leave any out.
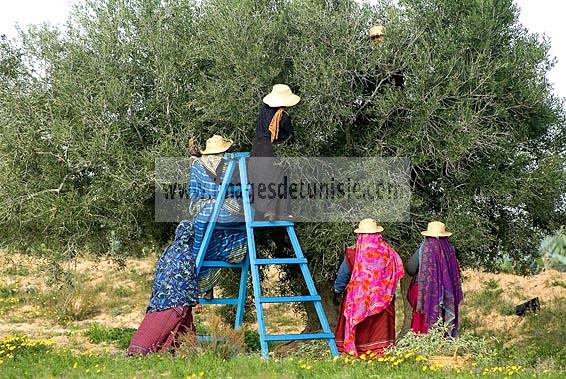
[83,324,136,350]
[3,265,30,276]
[391,323,498,363]
[45,284,101,322]
[244,330,260,352]
[0,336,53,358]
[177,315,245,359]
[0,284,18,297]
[548,279,566,288]
[484,279,499,290]
[113,286,133,297]
[466,279,514,316]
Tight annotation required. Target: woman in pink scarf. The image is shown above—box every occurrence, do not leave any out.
[333,219,404,356]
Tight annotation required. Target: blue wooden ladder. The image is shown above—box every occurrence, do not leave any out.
[194,152,338,358]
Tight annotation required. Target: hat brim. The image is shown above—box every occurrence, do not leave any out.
[263,93,301,108]
[421,231,453,237]
[354,226,384,234]
[200,143,232,155]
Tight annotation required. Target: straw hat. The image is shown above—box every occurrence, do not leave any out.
[200,135,233,155]
[263,84,301,108]
[369,25,385,39]
[421,221,453,238]
[354,218,384,234]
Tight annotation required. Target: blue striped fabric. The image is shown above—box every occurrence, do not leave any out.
[187,159,247,292]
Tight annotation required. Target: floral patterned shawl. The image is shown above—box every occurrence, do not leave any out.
[343,233,404,355]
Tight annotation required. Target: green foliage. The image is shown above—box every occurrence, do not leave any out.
[244,330,261,353]
[177,315,245,360]
[83,324,136,350]
[392,323,498,363]
[2,342,563,378]
[41,282,101,323]
[540,228,566,271]
[0,336,53,358]
[0,0,564,282]
[519,300,566,367]
[466,279,515,316]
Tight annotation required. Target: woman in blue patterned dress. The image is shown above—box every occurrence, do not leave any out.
[127,221,199,355]
[187,135,247,294]
[128,135,246,355]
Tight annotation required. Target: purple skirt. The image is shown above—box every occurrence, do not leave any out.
[127,306,195,356]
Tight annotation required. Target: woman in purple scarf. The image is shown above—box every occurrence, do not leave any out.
[406,221,463,336]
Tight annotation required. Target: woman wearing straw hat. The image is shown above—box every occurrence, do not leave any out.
[248,84,299,221]
[188,135,247,294]
[406,221,463,336]
[333,219,404,356]
[369,25,386,45]
[128,135,246,356]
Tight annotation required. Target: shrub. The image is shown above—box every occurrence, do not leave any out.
[44,284,101,323]
[540,229,566,272]
[177,315,245,360]
[244,330,260,353]
[391,323,498,363]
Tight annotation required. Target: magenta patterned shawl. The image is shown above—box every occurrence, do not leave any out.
[416,237,463,336]
[343,233,404,355]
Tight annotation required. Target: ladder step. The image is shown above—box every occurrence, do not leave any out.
[250,221,294,228]
[198,298,239,305]
[214,223,246,230]
[202,261,244,268]
[255,258,307,265]
[259,295,320,303]
[264,333,335,342]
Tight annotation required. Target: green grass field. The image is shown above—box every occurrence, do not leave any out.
[1,347,562,379]
[0,253,564,378]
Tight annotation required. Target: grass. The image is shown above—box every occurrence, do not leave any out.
[3,265,30,276]
[548,279,566,288]
[0,265,151,325]
[465,279,515,316]
[517,300,566,369]
[2,348,562,379]
[83,324,136,350]
[1,252,564,377]
[459,294,565,372]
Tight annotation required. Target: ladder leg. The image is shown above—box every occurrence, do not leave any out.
[286,226,339,357]
[195,160,237,275]
[234,254,249,329]
[238,157,269,358]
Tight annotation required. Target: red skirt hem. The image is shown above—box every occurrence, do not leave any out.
[334,298,396,356]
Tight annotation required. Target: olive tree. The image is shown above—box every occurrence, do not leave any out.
[1,0,564,330]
